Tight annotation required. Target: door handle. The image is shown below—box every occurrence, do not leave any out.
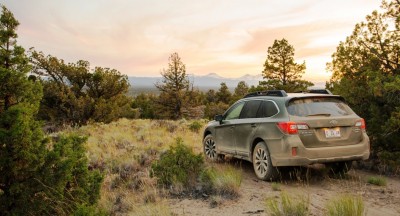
[251,123,256,128]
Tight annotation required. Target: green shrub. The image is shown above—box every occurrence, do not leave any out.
[151,138,204,188]
[40,134,104,214]
[326,194,365,216]
[74,204,107,216]
[367,176,387,186]
[189,121,203,133]
[376,151,400,175]
[265,192,309,216]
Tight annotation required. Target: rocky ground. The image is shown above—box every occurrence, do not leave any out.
[169,160,400,216]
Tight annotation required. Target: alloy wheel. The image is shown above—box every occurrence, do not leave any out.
[254,147,269,177]
[204,137,217,160]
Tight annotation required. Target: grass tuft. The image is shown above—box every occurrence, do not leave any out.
[203,166,243,199]
[326,194,365,216]
[265,192,309,216]
[367,176,387,186]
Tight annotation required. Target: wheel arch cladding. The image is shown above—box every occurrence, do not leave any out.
[203,130,212,139]
[251,138,265,161]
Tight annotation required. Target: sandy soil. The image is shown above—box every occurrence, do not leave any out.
[168,160,400,216]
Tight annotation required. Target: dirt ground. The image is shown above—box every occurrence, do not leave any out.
[168,160,400,216]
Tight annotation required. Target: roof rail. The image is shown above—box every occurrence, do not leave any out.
[308,89,333,95]
[244,90,288,98]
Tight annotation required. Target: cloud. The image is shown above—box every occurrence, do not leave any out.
[239,20,355,58]
[3,0,383,81]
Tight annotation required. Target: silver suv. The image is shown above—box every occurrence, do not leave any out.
[203,90,370,180]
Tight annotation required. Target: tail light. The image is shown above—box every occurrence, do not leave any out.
[277,122,309,134]
[277,122,298,134]
[355,118,366,130]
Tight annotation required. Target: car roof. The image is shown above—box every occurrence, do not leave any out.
[240,91,345,104]
[286,92,339,98]
[243,90,341,100]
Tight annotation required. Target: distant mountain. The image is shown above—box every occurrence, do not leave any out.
[128,73,325,92]
[129,73,263,91]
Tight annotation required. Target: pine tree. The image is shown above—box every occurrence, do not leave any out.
[261,38,313,92]
[155,52,190,119]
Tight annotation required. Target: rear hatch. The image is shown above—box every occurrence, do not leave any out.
[287,96,364,148]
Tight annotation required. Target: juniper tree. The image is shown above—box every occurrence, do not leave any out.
[328,0,400,162]
[0,5,102,214]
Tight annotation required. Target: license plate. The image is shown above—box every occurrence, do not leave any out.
[325,128,341,138]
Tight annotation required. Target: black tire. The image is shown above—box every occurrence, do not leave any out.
[252,141,279,181]
[203,134,223,162]
[326,161,353,176]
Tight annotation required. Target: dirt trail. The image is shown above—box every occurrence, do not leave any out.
[169,160,400,216]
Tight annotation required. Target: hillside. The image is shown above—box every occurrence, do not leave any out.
[68,118,400,215]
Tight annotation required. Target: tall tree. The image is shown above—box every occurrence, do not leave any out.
[0,5,37,112]
[0,5,46,213]
[328,0,400,163]
[155,52,189,119]
[261,38,313,92]
[0,6,102,214]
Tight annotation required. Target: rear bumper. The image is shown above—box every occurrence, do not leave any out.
[270,133,370,166]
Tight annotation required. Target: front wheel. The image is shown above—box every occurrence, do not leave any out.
[203,134,223,162]
[252,142,279,181]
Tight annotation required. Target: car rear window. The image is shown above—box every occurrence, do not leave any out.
[287,97,354,117]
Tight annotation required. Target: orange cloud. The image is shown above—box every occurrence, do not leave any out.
[240,20,354,58]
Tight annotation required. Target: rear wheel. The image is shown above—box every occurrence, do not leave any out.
[252,142,279,181]
[203,134,224,162]
[326,161,353,176]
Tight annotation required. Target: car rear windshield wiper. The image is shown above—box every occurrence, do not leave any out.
[306,113,331,117]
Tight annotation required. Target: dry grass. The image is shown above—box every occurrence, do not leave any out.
[68,118,205,214]
[265,192,310,216]
[326,194,365,216]
[206,165,243,199]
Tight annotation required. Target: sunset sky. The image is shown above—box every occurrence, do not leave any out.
[3,0,382,82]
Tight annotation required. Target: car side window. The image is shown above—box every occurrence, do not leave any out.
[240,100,262,119]
[256,101,279,118]
[224,102,245,120]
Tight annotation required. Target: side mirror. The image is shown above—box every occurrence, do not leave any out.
[214,114,223,123]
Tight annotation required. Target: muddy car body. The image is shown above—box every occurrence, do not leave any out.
[203,90,370,180]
